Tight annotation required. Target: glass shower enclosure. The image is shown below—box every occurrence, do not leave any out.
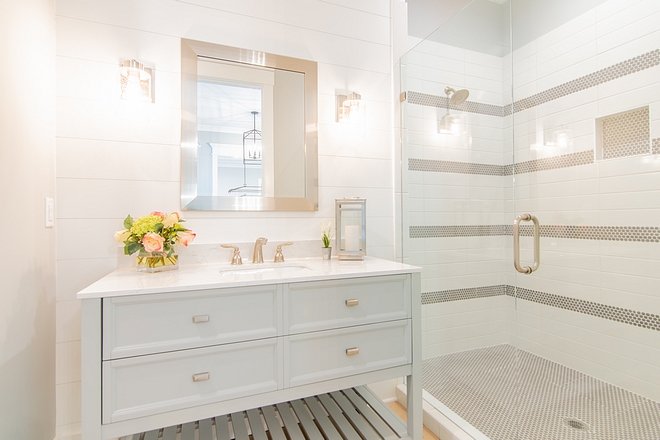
[398,0,660,438]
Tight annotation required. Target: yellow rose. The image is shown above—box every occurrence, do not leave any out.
[162,212,180,228]
[114,229,131,242]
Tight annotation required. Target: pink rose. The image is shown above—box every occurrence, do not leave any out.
[162,212,180,228]
[142,233,165,252]
[177,230,196,247]
[150,211,166,218]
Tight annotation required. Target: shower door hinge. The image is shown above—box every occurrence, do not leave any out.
[399,92,407,102]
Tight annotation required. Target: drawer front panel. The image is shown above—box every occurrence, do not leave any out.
[103,338,281,423]
[103,285,281,359]
[285,275,410,334]
[285,320,410,388]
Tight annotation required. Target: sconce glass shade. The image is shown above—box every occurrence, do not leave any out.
[120,59,152,102]
[336,92,364,123]
[335,197,366,261]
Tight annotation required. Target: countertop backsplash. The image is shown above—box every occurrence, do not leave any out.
[116,240,334,267]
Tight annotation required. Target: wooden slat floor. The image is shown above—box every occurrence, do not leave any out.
[120,386,408,440]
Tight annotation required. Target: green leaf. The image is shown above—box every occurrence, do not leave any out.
[126,242,141,256]
[155,223,164,234]
[123,215,133,229]
[167,248,174,257]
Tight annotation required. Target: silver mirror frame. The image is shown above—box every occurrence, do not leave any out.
[181,39,318,211]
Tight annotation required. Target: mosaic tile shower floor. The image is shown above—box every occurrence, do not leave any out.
[422,344,660,440]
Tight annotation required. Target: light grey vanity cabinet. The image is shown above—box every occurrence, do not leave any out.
[80,269,422,440]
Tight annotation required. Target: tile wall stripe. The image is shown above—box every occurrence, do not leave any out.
[405,49,660,116]
[653,138,660,155]
[408,158,505,176]
[421,285,506,304]
[421,285,660,332]
[512,49,660,114]
[408,150,595,176]
[409,224,660,242]
[406,92,505,117]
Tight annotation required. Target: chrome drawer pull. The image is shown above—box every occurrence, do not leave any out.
[192,372,210,382]
[345,299,359,306]
[346,347,359,356]
[192,315,210,323]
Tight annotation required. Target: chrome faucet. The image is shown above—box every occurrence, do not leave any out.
[252,237,268,263]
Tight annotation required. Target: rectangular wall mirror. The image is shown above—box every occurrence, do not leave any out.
[181,39,318,211]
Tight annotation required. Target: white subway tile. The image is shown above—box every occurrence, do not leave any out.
[596,10,660,54]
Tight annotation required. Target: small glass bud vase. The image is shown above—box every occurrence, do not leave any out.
[136,250,179,273]
[322,247,332,260]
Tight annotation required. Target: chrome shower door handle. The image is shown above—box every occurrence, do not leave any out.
[513,213,540,274]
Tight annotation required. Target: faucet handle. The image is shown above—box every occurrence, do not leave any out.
[274,242,294,263]
[220,244,242,265]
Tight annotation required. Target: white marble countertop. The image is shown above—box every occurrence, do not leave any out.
[77,256,422,299]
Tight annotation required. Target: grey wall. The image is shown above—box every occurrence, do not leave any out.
[0,0,57,438]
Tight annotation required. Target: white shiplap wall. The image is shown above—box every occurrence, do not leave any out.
[54,0,399,437]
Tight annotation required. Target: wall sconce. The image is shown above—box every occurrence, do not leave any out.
[336,92,364,123]
[119,59,152,102]
[335,197,366,261]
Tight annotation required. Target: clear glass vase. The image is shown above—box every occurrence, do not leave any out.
[136,250,179,273]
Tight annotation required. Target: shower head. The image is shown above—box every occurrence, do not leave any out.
[445,86,470,105]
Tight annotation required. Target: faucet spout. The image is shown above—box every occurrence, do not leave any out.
[252,237,268,263]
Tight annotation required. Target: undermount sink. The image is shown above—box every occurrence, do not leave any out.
[219,263,313,277]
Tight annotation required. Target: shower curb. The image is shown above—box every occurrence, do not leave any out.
[395,384,478,440]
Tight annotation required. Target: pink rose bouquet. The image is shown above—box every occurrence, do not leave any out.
[114,211,195,257]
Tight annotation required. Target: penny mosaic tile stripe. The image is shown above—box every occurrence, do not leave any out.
[410,225,507,238]
[406,92,505,117]
[410,224,660,242]
[653,138,660,155]
[408,150,595,176]
[422,285,660,332]
[505,285,660,332]
[421,285,506,304]
[512,49,660,113]
[405,49,660,116]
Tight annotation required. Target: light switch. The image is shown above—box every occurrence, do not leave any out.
[45,198,54,228]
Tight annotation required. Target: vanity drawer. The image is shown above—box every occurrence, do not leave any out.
[102,338,281,423]
[285,319,410,388]
[103,285,281,359]
[285,275,410,334]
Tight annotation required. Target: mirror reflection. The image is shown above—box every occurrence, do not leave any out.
[180,39,318,211]
[196,59,305,198]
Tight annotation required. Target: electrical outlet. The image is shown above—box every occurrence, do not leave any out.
[45,198,54,228]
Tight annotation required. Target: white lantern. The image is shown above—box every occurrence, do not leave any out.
[335,198,366,261]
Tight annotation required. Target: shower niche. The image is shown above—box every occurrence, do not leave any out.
[595,106,651,160]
